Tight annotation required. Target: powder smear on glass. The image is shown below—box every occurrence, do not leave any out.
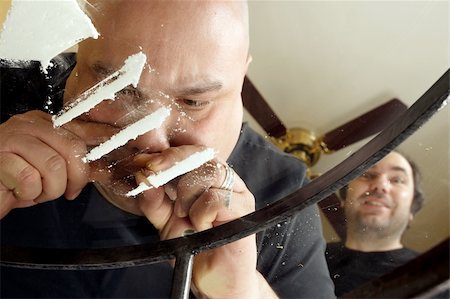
[0,0,99,70]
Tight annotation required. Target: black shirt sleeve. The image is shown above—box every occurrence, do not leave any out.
[231,125,335,298]
[258,206,335,298]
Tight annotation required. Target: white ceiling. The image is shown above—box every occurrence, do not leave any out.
[245,1,449,252]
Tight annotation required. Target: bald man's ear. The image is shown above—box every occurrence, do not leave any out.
[245,54,253,70]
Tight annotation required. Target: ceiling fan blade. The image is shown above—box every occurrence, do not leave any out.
[242,76,287,138]
[321,98,408,151]
[317,193,346,240]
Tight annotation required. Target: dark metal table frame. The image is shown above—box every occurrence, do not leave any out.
[1,70,449,299]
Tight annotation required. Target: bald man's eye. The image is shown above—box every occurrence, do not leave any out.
[179,99,210,109]
[117,87,140,98]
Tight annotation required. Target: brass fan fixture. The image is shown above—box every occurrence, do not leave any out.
[270,127,327,168]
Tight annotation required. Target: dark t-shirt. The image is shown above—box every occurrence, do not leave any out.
[0,55,335,298]
[325,241,418,296]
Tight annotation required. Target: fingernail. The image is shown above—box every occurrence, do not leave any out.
[66,190,82,200]
[146,156,164,171]
[141,168,153,178]
[164,184,177,201]
[182,229,196,236]
[136,171,151,186]
[175,203,187,218]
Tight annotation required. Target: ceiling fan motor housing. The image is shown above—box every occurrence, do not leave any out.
[271,127,323,167]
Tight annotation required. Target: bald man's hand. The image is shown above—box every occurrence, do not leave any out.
[133,146,278,299]
[0,110,118,219]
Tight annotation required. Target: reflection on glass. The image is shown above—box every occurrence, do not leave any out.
[0,0,448,298]
[245,0,449,296]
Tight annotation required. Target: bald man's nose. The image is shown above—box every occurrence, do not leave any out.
[126,126,171,154]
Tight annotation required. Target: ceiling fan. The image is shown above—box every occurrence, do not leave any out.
[241,76,408,239]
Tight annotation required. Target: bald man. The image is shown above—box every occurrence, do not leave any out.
[0,1,334,298]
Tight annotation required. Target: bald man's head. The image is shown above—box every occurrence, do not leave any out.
[75,0,250,84]
[81,0,249,57]
[65,0,252,172]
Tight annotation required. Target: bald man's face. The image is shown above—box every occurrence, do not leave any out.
[64,1,250,164]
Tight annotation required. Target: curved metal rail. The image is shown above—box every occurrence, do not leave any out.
[1,69,449,299]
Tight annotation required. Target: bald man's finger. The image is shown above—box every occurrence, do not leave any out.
[8,111,116,147]
[0,188,37,219]
[3,111,91,200]
[0,152,42,201]
[61,119,120,146]
[188,189,253,232]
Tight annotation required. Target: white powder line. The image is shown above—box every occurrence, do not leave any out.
[52,52,147,127]
[82,106,171,163]
[126,148,216,197]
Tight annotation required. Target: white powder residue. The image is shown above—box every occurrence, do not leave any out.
[126,148,216,197]
[52,52,147,127]
[0,0,99,70]
[83,106,171,163]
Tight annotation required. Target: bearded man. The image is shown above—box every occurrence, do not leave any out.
[325,151,424,296]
